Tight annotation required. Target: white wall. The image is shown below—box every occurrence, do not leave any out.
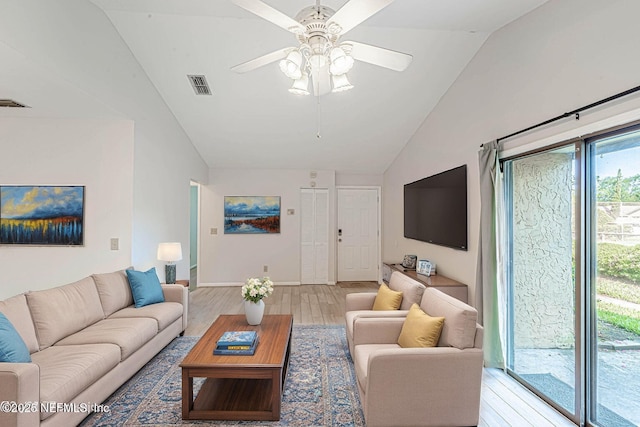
[0,119,134,299]
[383,0,640,307]
[336,173,383,187]
[0,0,209,290]
[200,169,336,285]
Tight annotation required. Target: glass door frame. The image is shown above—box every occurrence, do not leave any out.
[503,121,640,427]
[502,139,585,425]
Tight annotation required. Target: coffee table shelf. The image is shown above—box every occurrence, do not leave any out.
[181,314,293,421]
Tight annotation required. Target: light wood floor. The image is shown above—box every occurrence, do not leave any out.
[185,284,575,427]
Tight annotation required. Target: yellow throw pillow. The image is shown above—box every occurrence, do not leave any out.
[372,284,403,310]
[398,303,445,348]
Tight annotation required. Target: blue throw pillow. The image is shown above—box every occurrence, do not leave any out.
[126,267,165,308]
[0,312,32,363]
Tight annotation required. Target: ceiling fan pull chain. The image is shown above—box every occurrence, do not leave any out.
[316,92,322,139]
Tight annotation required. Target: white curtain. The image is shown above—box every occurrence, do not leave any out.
[476,140,506,368]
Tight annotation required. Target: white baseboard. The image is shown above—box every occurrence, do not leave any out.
[197,281,302,287]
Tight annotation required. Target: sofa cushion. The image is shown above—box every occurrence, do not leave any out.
[353,343,399,392]
[345,310,408,351]
[93,269,134,317]
[0,312,31,362]
[420,288,478,349]
[388,272,426,310]
[0,294,39,353]
[26,276,105,351]
[126,268,165,308]
[55,318,158,361]
[372,284,403,310]
[108,301,183,331]
[31,343,120,421]
[397,304,444,348]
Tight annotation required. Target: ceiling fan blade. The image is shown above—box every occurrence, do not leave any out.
[232,0,305,34]
[310,66,331,97]
[346,41,412,72]
[231,48,293,73]
[328,0,395,35]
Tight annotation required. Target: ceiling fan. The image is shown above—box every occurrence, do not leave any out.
[231,0,413,96]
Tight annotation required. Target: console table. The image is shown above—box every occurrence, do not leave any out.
[383,262,468,303]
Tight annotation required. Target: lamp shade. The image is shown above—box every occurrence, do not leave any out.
[278,50,303,80]
[329,47,354,76]
[331,73,353,93]
[157,242,182,262]
[289,72,310,96]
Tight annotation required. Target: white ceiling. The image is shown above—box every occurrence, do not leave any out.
[1,0,549,173]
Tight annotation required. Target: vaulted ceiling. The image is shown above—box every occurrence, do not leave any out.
[1,0,548,173]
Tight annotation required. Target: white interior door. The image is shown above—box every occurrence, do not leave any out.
[337,188,379,282]
[300,188,329,284]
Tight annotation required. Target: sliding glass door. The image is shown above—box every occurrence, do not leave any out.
[589,128,640,426]
[505,144,578,417]
[505,124,640,426]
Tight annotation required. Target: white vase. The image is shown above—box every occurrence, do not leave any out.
[244,299,265,325]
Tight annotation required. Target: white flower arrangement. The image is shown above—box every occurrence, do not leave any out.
[241,276,274,303]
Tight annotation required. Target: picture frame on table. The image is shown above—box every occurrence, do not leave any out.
[416,259,432,276]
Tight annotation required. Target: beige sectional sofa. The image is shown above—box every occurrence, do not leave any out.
[350,287,484,427]
[0,269,188,427]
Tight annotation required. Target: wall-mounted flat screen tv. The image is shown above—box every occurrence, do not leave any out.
[404,165,467,250]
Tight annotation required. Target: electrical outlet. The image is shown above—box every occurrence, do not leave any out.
[210,228,217,235]
[263,265,268,273]
[110,238,119,250]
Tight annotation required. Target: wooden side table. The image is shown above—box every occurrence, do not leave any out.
[174,279,189,287]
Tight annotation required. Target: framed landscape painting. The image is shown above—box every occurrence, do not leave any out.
[224,196,280,234]
[0,185,84,245]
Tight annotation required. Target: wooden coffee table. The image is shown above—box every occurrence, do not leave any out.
[180,314,293,421]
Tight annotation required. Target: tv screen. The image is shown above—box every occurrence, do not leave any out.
[404,165,468,250]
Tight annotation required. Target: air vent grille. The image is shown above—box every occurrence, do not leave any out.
[187,75,212,95]
[0,99,29,108]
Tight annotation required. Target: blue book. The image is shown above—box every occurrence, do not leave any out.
[216,331,258,348]
[214,336,259,355]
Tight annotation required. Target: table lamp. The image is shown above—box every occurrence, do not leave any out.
[157,242,182,284]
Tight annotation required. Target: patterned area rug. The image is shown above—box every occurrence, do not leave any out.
[81,325,364,426]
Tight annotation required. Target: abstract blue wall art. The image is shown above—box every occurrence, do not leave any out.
[224,196,280,234]
[0,186,84,245]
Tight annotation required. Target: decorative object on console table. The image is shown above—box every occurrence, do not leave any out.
[157,242,182,284]
[401,254,417,269]
[417,259,432,276]
[241,276,274,325]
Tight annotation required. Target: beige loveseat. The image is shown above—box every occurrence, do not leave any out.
[0,269,188,427]
[350,287,484,427]
[345,271,426,355]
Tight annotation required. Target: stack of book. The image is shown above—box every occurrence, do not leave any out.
[214,330,259,355]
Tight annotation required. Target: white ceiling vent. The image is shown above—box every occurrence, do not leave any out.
[187,75,212,95]
[0,99,29,108]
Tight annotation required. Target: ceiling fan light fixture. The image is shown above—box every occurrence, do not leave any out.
[279,50,303,79]
[329,47,354,75]
[289,72,310,96]
[308,53,328,71]
[331,73,353,93]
